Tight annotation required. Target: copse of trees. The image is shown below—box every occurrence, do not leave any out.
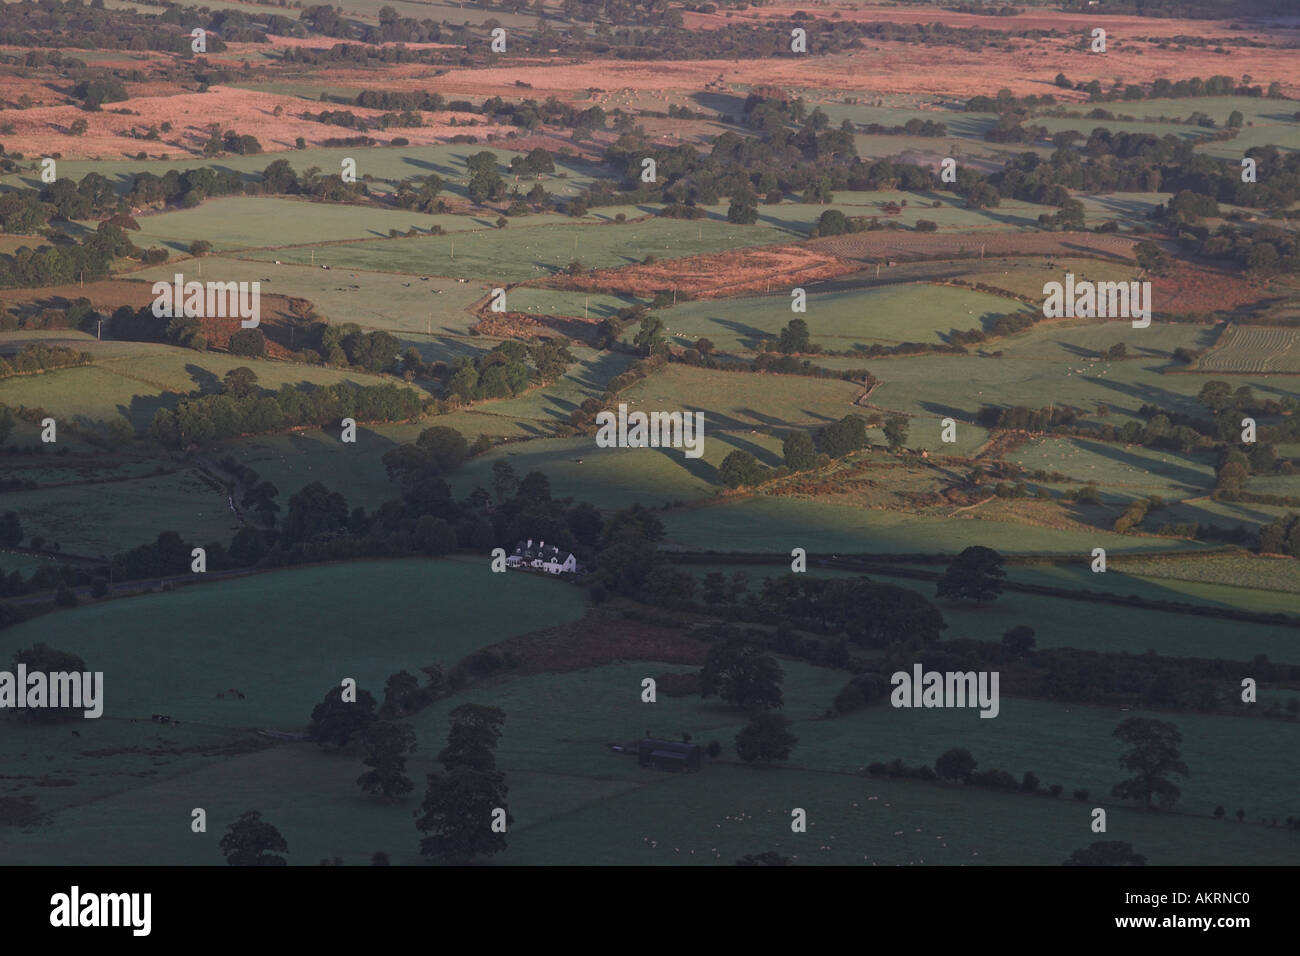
[0,343,93,380]
[148,381,424,448]
[0,224,140,290]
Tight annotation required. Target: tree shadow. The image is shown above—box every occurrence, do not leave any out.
[184,363,223,394]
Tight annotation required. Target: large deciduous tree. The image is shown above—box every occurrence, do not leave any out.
[1111,717,1188,810]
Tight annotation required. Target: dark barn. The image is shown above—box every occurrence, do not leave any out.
[638,739,702,772]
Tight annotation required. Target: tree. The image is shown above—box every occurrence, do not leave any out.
[883,415,909,452]
[782,431,818,471]
[632,314,665,354]
[219,810,288,866]
[415,768,511,864]
[935,747,977,782]
[734,711,797,763]
[936,545,1006,605]
[777,318,811,354]
[438,703,506,771]
[815,209,849,236]
[817,414,867,458]
[282,482,349,545]
[718,449,766,488]
[1063,841,1147,866]
[727,198,758,224]
[308,684,377,750]
[222,366,258,398]
[491,459,519,501]
[700,643,784,713]
[0,512,22,548]
[1134,240,1171,277]
[380,670,422,718]
[10,645,87,721]
[1111,717,1188,810]
[414,515,457,555]
[356,720,417,801]
[228,328,266,358]
[1001,624,1036,655]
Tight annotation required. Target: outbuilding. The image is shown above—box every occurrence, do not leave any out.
[638,738,701,772]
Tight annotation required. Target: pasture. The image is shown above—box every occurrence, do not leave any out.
[862,344,1300,428]
[6,468,238,558]
[3,654,1293,865]
[132,258,490,336]
[617,364,865,430]
[241,218,793,282]
[0,559,587,728]
[0,337,429,430]
[658,496,1205,556]
[1008,437,1216,497]
[651,283,1033,352]
[445,430,789,510]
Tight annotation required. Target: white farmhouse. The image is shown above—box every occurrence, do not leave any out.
[506,539,583,575]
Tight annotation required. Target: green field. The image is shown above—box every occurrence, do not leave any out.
[1116,552,1300,594]
[1009,437,1216,498]
[678,561,1300,663]
[133,258,491,336]
[445,431,789,511]
[0,333,429,429]
[85,197,536,253]
[652,283,1033,353]
[619,363,864,429]
[8,469,239,558]
[0,144,609,197]
[659,496,1208,556]
[503,288,643,320]
[0,560,586,727]
[240,218,793,282]
[3,651,1294,865]
[862,334,1300,429]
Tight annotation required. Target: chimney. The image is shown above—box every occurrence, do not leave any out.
[527,539,532,549]
[539,540,545,549]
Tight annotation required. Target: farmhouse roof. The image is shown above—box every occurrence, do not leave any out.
[512,539,576,563]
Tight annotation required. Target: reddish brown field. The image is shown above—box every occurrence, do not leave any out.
[0,277,301,358]
[0,85,491,160]
[541,243,861,299]
[3,1,1294,162]
[1150,264,1274,315]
